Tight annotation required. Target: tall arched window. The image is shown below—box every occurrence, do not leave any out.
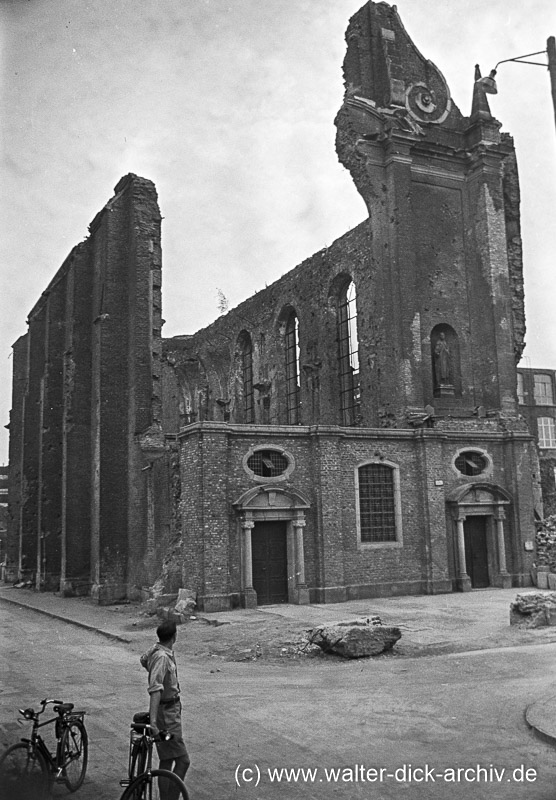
[285,312,301,424]
[338,280,360,426]
[238,331,254,423]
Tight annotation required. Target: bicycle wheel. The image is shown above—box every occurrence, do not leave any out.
[0,741,50,800]
[59,719,88,791]
[120,768,189,800]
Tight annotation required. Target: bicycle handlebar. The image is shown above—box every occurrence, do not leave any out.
[19,699,71,720]
[130,723,172,741]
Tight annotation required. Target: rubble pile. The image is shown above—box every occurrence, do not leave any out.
[143,586,197,624]
[536,515,556,572]
[509,592,556,628]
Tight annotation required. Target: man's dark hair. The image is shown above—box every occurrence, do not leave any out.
[156,620,177,643]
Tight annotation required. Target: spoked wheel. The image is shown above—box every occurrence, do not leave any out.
[59,720,88,791]
[0,742,50,800]
[120,768,189,800]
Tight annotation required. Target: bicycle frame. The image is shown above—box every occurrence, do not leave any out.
[120,720,170,788]
[19,698,86,779]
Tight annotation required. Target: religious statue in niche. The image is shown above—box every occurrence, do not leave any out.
[432,331,455,396]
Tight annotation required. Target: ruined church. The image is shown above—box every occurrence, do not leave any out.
[7,2,541,609]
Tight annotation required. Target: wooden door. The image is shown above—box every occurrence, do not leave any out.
[464,516,489,588]
[252,521,288,605]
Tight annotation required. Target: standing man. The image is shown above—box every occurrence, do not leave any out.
[140,620,190,797]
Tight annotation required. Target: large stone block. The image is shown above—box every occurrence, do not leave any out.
[307,619,401,658]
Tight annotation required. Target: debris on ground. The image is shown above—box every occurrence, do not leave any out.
[306,617,402,658]
[142,585,198,625]
[510,591,556,627]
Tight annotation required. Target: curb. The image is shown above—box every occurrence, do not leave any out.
[0,595,132,644]
[524,698,556,746]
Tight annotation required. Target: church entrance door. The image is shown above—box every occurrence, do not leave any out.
[252,521,288,604]
[464,516,489,588]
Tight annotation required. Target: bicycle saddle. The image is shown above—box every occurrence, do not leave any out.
[132,711,150,731]
[54,703,74,714]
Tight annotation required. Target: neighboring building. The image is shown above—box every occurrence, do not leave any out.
[6,1,541,607]
[517,368,556,515]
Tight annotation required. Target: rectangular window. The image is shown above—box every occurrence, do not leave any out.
[534,374,554,406]
[538,417,556,448]
[358,463,397,543]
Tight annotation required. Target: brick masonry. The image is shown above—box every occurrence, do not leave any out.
[7,2,541,608]
[8,175,163,602]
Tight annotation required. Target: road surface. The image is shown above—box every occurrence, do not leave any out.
[2,601,556,798]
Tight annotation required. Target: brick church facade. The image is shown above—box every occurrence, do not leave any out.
[7,2,541,608]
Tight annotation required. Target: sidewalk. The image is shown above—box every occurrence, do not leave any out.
[3,583,556,743]
[0,584,143,644]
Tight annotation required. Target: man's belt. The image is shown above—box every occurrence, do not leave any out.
[160,695,180,706]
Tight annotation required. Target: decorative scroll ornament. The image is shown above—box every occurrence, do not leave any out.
[405,80,451,124]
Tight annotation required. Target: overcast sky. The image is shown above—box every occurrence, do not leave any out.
[1,0,555,464]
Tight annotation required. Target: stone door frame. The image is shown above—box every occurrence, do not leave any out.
[446,482,512,591]
[233,485,310,608]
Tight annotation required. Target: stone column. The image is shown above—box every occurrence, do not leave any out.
[456,515,472,592]
[494,509,512,588]
[241,518,257,609]
[292,516,310,605]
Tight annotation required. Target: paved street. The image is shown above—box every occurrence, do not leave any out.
[2,600,556,799]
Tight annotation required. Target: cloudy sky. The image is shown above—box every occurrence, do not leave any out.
[1,0,555,464]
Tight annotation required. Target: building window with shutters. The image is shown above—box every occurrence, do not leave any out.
[355,460,402,548]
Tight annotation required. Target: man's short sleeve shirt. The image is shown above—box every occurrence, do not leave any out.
[145,645,180,700]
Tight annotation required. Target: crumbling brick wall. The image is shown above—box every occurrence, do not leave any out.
[8,174,165,601]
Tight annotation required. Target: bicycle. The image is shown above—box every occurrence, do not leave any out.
[119,711,189,800]
[0,697,88,799]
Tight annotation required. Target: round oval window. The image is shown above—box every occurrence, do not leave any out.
[247,450,289,478]
[455,451,488,476]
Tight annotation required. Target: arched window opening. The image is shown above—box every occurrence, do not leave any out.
[338,280,360,426]
[285,313,301,424]
[238,331,254,424]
